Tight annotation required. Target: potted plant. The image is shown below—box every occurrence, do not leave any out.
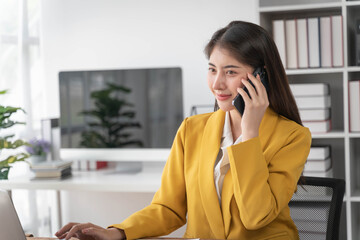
[79,82,143,148]
[25,138,51,164]
[0,90,30,180]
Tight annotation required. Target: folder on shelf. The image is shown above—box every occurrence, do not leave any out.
[290,83,329,96]
[349,80,360,132]
[320,16,332,67]
[331,15,344,67]
[308,146,331,160]
[304,157,332,172]
[300,108,330,121]
[295,95,331,109]
[307,17,321,68]
[303,119,331,133]
[272,19,287,68]
[285,19,298,69]
[297,18,309,68]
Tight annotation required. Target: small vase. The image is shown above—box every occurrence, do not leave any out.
[0,167,11,180]
[28,155,46,165]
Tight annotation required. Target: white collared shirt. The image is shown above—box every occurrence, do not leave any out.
[214,111,242,204]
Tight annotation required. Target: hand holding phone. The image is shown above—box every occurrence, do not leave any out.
[232,66,269,116]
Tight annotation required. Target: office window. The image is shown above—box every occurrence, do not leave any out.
[0,0,42,135]
[0,0,52,237]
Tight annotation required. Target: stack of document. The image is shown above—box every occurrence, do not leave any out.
[303,146,333,178]
[30,160,72,179]
[290,83,331,133]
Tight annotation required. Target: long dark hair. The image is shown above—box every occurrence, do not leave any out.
[204,21,302,126]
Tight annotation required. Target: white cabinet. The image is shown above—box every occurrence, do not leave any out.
[259,0,360,239]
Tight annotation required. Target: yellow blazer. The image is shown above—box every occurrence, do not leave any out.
[110,108,311,240]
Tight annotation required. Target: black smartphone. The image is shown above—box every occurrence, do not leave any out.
[232,66,269,116]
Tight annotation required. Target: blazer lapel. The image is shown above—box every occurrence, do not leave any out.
[198,109,226,239]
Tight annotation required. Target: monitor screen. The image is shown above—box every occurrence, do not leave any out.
[59,68,183,149]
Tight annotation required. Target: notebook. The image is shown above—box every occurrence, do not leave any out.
[0,189,60,240]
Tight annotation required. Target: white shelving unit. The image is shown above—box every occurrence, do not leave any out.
[259,0,360,239]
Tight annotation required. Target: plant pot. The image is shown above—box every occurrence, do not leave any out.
[28,155,46,165]
[0,167,10,180]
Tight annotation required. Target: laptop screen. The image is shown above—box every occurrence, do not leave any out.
[0,189,27,240]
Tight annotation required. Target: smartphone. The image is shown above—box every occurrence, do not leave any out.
[232,66,269,116]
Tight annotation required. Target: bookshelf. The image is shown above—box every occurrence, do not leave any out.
[259,0,360,239]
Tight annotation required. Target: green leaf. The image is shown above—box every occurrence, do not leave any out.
[0,106,25,114]
[0,90,8,95]
[0,139,29,149]
[0,167,11,180]
[3,135,15,140]
[120,111,136,118]
[117,140,143,147]
[79,131,107,148]
[0,120,25,129]
[0,153,30,168]
[118,133,131,139]
[79,109,104,119]
[0,105,26,129]
[87,122,102,127]
[116,122,142,131]
[106,83,132,93]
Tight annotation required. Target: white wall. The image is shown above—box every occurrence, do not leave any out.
[39,0,257,237]
[40,0,258,118]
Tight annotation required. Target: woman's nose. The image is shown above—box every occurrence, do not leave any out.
[213,72,225,90]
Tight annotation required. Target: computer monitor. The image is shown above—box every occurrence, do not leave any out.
[58,67,183,162]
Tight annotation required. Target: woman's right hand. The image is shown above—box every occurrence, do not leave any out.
[55,222,125,240]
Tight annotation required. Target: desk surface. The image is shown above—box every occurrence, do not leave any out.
[0,167,162,193]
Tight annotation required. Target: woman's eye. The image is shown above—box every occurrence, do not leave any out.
[208,68,216,73]
[226,70,236,75]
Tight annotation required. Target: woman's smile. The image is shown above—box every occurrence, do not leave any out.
[216,93,232,101]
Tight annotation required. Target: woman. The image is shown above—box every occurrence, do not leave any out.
[56,21,311,240]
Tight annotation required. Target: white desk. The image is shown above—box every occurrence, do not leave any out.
[0,167,163,193]
[0,166,163,231]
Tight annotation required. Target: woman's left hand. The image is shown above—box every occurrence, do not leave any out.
[237,72,269,141]
[55,222,124,240]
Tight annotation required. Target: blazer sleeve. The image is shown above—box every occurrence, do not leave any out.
[227,125,311,230]
[108,119,188,240]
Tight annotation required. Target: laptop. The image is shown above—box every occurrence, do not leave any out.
[0,189,59,240]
